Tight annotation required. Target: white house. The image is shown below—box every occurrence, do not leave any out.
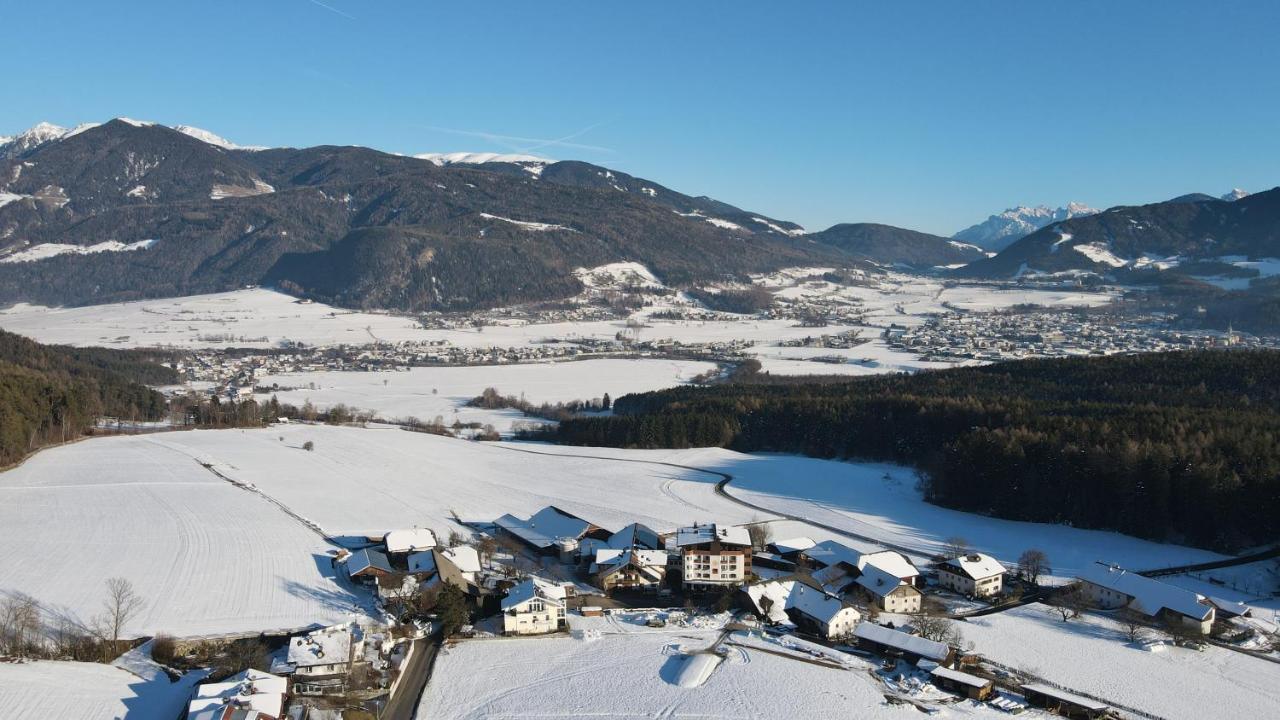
[1076,562,1215,634]
[287,623,363,695]
[593,548,668,592]
[383,528,437,555]
[855,562,923,613]
[936,553,1006,598]
[785,584,861,640]
[187,669,288,720]
[502,577,570,635]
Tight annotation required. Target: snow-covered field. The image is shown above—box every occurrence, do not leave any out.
[0,272,1116,376]
[0,658,201,720]
[0,433,371,637]
[961,604,1280,720]
[421,612,1013,719]
[256,358,715,432]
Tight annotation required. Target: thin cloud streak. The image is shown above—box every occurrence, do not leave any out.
[416,124,614,154]
[304,0,355,20]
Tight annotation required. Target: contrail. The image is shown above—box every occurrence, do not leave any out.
[304,0,355,20]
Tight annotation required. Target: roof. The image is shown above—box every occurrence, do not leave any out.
[676,523,751,548]
[384,528,437,554]
[606,522,662,550]
[1022,683,1110,711]
[347,548,393,577]
[407,550,436,574]
[503,577,568,610]
[769,537,817,554]
[938,553,1007,580]
[812,563,856,594]
[1077,562,1213,621]
[495,506,593,548]
[287,624,354,668]
[858,550,920,580]
[855,562,914,599]
[189,708,275,720]
[803,540,862,568]
[188,669,287,718]
[930,665,991,689]
[744,580,795,624]
[854,622,950,661]
[440,545,482,574]
[596,548,667,568]
[786,584,856,625]
[1207,596,1252,618]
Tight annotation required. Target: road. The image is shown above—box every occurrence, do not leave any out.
[383,635,440,720]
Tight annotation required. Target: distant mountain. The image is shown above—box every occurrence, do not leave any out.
[1222,188,1250,202]
[952,202,1098,252]
[0,119,840,311]
[807,223,986,269]
[960,187,1280,279]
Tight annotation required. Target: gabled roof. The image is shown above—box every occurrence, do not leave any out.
[596,549,668,582]
[407,550,436,574]
[347,548,393,577]
[495,506,593,548]
[502,577,568,610]
[858,550,920,581]
[1207,596,1252,618]
[854,622,949,661]
[676,523,751,548]
[384,528,437,554]
[812,563,856,595]
[937,553,1006,580]
[785,584,857,625]
[769,537,817,554]
[855,563,914,599]
[744,580,796,624]
[440,546,482,574]
[803,540,862,568]
[606,522,662,550]
[1077,562,1213,621]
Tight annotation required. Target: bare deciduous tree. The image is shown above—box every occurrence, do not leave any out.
[96,577,144,657]
[1047,584,1087,622]
[747,521,772,551]
[914,614,964,646]
[1,593,42,658]
[1016,549,1050,586]
[1119,609,1149,644]
[942,536,970,560]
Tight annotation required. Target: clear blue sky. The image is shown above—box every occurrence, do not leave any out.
[2,1,1278,235]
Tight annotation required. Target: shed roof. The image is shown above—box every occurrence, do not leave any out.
[1022,683,1110,712]
[854,622,949,661]
[930,665,991,689]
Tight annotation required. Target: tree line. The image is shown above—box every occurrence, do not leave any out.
[537,350,1280,551]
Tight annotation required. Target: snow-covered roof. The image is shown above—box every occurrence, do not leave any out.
[855,563,913,599]
[744,580,796,624]
[384,528,437,554]
[1077,562,1212,621]
[930,665,991,690]
[188,669,287,718]
[495,506,593,548]
[803,540,861,568]
[287,624,354,668]
[596,548,667,568]
[858,550,920,581]
[407,550,436,574]
[503,577,567,610]
[606,522,662,550]
[786,584,856,625]
[769,537,817,554]
[1207,596,1252,618]
[937,553,1006,581]
[440,546,482,574]
[347,548,392,577]
[676,523,751,548]
[1022,683,1109,712]
[812,563,856,594]
[854,622,949,661]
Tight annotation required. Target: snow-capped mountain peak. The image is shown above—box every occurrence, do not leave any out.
[173,125,265,151]
[414,151,551,166]
[953,202,1099,252]
[1221,188,1250,202]
[0,121,71,159]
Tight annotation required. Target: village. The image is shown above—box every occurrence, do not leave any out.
[148,502,1277,720]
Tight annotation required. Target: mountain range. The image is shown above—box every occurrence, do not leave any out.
[0,119,978,311]
[952,202,1099,252]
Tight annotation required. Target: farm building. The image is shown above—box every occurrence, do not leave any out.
[929,665,994,701]
[1021,683,1111,719]
[853,622,952,665]
[345,548,393,582]
[495,506,604,554]
[383,528,437,555]
[1076,562,1215,634]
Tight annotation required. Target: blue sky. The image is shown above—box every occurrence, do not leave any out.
[2,1,1277,235]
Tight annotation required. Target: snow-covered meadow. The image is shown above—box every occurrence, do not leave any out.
[256,358,716,432]
[0,433,371,637]
[960,604,1280,720]
[421,612,1014,720]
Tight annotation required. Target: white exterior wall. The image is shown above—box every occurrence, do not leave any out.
[1080,580,1131,610]
[938,569,1003,598]
[822,607,861,639]
[682,550,745,587]
[503,599,565,635]
[879,587,921,614]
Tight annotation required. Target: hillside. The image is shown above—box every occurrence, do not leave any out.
[962,188,1280,278]
[0,120,839,311]
[541,350,1280,552]
[807,222,985,268]
[0,329,174,466]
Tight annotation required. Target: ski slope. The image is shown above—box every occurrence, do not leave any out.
[0,434,371,637]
